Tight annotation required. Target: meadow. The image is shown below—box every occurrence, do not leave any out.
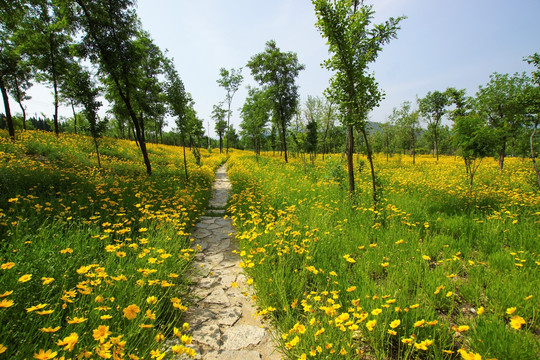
[227,151,539,360]
[0,130,226,359]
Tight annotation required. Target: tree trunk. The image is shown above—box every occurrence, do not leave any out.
[219,134,223,153]
[281,121,288,163]
[49,32,60,136]
[498,140,506,171]
[182,133,188,180]
[0,76,15,140]
[411,128,416,165]
[71,100,77,134]
[361,128,378,213]
[434,126,439,161]
[17,99,26,131]
[93,136,102,168]
[346,125,355,194]
[530,122,540,188]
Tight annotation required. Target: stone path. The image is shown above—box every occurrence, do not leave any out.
[180,164,282,360]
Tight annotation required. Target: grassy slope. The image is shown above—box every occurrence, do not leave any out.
[0,130,226,359]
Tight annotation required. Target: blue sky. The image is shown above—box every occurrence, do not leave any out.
[20,0,540,137]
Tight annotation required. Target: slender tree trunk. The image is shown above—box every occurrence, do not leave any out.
[219,134,223,153]
[346,125,355,194]
[281,121,288,163]
[18,100,26,131]
[13,78,26,130]
[361,128,378,213]
[93,137,102,168]
[530,122,540,188]
[0,76,15,140]
[434,126,439,161]
[71,100,77,134]
[181,133,188,180]
[498,139,506,171]
[49,32,60,136]
[411,128,416,165]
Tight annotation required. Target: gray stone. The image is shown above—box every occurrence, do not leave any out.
[192,323,221,349]
[183,307,216,329]
[222,325,266,350]
[203,287,230,306]
[204,350,261,360]
[197,277,218,289]
[192,228,212,238]
[217,306,242,326]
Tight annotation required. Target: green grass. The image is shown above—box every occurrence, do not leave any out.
[227,152,539,360]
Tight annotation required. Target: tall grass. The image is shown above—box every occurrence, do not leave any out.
[228,152,539,359]
[0,130,226,359]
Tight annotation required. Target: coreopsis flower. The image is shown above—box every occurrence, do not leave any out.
[389,319,401,329]
[0,299,14,308]
[18,274,32,283]
[67,316,87,324]
[57,332,78,351]
[510,315,526,330]
[40,326,61,333]
[33,349,58,360]
[93,325,112,343]
[366,319,377,331]
[123,304,140,320]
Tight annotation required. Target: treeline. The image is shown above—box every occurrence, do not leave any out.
[0,0,208,175]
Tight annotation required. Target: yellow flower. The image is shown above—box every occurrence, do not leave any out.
[18,274,32,283]
[422,255,431,261]
[100,314,112,320]
[0,299,14,308]
[33,349,58,360]
[371,308,382,316]
[93,325,112,343]
[40,326,61,333]
[0,290,13,298]
[26,303,48,312]
[506,307,516,315]
[0,344,6,354]
[57,332,78,351]
[414,319,425,327]
[67,316,87,324]
[146,296,158,304]
[346,286,356,292]
[41,277,55,285]
[477,306,484,315]
[389,319,401,329]
[510,315,526,330]
[388,329,397,335]
[366,319,377,331]
[37,309,54,315]
[1,262,15,270]
[123,304,140,320]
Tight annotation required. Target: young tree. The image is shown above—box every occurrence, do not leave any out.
[475,72,529,171]
[418,90,449,160]
[319,98,336,160]
[0,0,27,139]
[22,0,73,136]
[452,114,494,192]
[240,86,271,159]
[212,103,228,154]
[163,57,190,179]
[247,40,305,163]
[394,101,420,164]
[313,0,404,208]
[69,0,155,175]
[217,67,243,153]
[304,95,321,162]
[68,65,106,167]
[523,53,540,187]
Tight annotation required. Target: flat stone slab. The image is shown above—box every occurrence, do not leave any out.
[204,350,261,360]
[192,323,221,349]
[203,287,230,306]
[217,306,242,326]
[222,325,266,350]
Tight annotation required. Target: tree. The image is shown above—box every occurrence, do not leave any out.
[303,95,321,162]
[69,0,154,175]
[418,90,449,160]
[452,114,494,192]
[523,53,540,187]
[475,72,529,171]
[216,67,243,153]
[247,40,304,163]
[163,57,190,179]
[394,101,420,164]
[68,64,106,167]
[240,86,271,159]
[319,98,336,160]
[22,0,73,136]
[313,0,404,209]
[212,103,227,154]
[0,0,27,139]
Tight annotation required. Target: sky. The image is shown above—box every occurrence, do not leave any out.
[16,0,540,138]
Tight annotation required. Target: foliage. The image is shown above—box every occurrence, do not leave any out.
[247,40,305,163]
